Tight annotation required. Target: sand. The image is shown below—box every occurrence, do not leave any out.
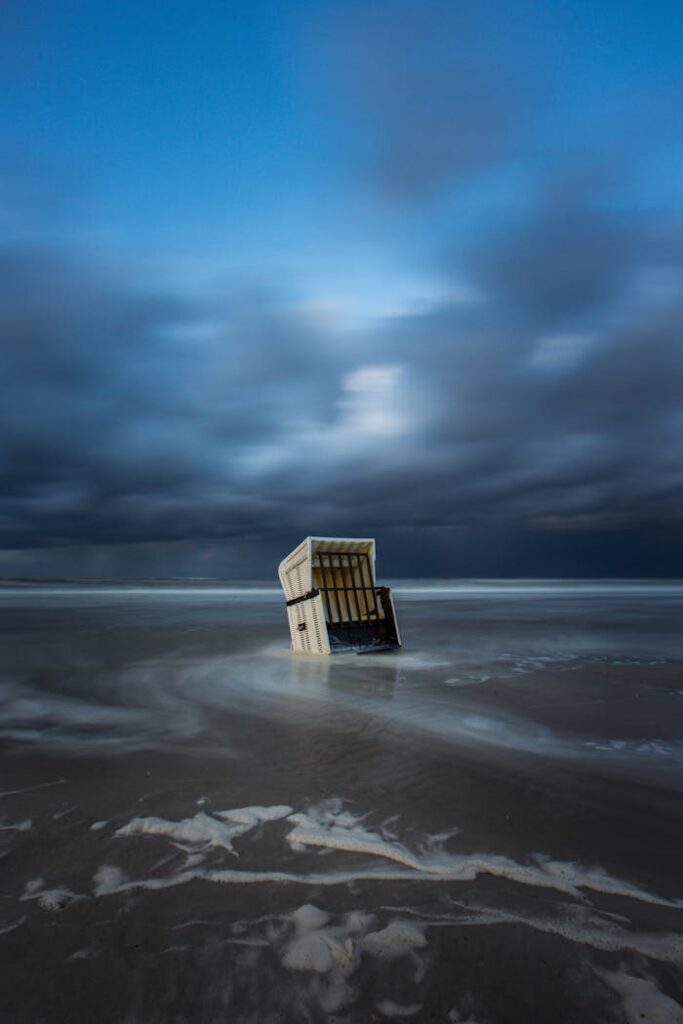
[0,580,682,1022]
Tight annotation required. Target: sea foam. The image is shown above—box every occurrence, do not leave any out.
[596,969,683,1023]
[100,798,683,914]
[116,804,292,854]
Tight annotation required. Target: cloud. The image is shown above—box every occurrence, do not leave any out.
[311,2,538,200]
[1,46,683,577]
[2,156,683,575]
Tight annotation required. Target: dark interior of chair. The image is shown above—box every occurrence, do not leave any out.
[313,550,400,652]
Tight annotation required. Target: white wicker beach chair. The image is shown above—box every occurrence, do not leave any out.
[278,537,401,655]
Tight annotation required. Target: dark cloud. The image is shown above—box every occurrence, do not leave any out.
[468,181,644,331]
[3,166,682,578]
[2,6,683,579]
[0,240,350,558]
[313,0,683,221]
[315,1,540,199]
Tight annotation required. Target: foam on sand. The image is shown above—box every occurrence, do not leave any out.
[98,842,683,913]
[93,864,128,895]
[100,799,683,914]
[286,809,431,873]
[283,802,683,909]
[282,905,356,975]
[115,804,292,854]
[209,902,472,1018]
[360,921,427,959]
[398,900,683,964]
[276,904,431,1015]
[278,903,361,1014]
[20,880,84,911]
[37,890,81,911]
[93,862,198,896]
[596,969,683,1023]
[216,804,294,828]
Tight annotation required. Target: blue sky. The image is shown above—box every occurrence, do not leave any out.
[4,0,679,317]
[1,0,682,575]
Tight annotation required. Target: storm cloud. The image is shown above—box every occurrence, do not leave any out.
[1,1,682,577]
[313,0,542,199]
[2,164,682,577]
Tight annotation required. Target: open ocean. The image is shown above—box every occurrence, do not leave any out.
[1,581,682,1023]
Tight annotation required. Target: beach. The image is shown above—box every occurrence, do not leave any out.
[1,581,682,1022]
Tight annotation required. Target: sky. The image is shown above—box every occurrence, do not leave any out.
[1,0,682,578]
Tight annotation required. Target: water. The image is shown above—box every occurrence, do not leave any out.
[1,582,682,1022]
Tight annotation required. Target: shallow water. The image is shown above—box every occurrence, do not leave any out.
[1,581,682,1022]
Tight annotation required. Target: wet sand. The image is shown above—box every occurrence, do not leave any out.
[1,582,682,1022]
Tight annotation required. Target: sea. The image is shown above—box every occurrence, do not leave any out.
[1,580,682,1023]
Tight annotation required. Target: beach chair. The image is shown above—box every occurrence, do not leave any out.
[278,537,401,655]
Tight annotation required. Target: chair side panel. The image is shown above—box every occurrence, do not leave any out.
[286,593,330,655]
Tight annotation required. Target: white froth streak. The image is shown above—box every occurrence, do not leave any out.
[0,819,32,832]
[389,903,683,964]
[101,794,683,917]
[92,858,683,913]
[90,851,683,965]
[115,805,293,854]
[0,779,67,799]
[105,804,683,911]
[286,814,428,872]
[285,813,683,909]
